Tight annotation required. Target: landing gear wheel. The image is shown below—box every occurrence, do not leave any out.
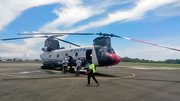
[41,64,50,69]
[69,66,75,73]
[41,66,45,69]
[59,66,63,71]
[41,66,48,69]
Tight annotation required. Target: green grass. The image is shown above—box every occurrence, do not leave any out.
[117,62,180,68]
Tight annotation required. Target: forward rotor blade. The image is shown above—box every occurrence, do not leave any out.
[18,33,97,35]
[55,38,80,47]
[1,36,46,41]
[113,35,180,52]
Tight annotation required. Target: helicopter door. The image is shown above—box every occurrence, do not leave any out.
[86,49,92,61]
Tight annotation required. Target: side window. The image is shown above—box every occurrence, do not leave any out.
[108,48,115,54]
[57,54,59,58]
[75,52,78,57]
[83,48,86,51]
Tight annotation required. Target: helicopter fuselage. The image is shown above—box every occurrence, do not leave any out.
[40,45,121,68]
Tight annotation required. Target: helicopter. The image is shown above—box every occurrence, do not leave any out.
[1,32,180,72]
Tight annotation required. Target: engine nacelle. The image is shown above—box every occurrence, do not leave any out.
[42,46,55,51]
[42,47,47,51]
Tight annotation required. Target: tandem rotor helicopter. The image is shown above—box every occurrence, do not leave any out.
[1,32,180,72]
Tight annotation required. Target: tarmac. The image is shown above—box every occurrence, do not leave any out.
[0,62,180,101]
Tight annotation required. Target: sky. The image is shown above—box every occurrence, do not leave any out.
[0,0,180,61]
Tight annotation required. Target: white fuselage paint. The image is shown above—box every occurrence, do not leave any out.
[40,46,99,66]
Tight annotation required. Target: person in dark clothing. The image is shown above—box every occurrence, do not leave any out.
[85,63,99,87]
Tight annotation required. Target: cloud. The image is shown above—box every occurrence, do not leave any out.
[70,0,179,32]
[38,0,109,32]
[0,41,37,58]
[0,0,84,58]
[0,0,82,31]
[154,1,180,17]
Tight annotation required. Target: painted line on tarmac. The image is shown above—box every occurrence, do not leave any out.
[122,73,136,79]
[0,68,15,71]
[44,73,136,80]
[0,73,31,78]
[0,73,83,80]
[0,72,135,80]
[129,66,180,70]
[47,77,119,80]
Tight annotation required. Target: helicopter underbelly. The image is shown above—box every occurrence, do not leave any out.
[40,52,63,66]
[42,59,62,66]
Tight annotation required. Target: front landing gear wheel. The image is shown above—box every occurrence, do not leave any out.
[41,65,48,69]
[41,66,45,69]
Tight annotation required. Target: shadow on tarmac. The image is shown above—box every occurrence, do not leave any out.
[3,76,76,81]
[49,68,118,77]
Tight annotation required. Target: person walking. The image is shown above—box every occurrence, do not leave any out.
[75,58,82,76]
[85,63,99,87]
[62,58,69,74]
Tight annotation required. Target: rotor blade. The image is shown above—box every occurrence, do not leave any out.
[113,35,180,52]
[55,38,81,47]
[1,36,46,41]
[18,33,97,35]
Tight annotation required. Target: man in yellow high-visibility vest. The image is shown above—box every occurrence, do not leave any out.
[85,63,99,87]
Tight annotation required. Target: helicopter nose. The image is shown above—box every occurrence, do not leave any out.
[107,54,121,65]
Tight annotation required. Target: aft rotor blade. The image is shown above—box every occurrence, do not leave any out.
[18,33,97,35]
[1,36,46,41]
[55,38,81,47]
[113,35,180,52]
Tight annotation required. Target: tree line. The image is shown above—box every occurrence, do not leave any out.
[121,57,180,64]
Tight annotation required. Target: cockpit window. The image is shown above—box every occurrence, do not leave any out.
[99,49,103,56]
[99,48,115,56]
[105,48,115,54]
